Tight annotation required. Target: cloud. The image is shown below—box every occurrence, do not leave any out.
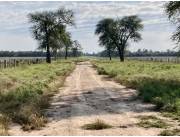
[0,1,176,53]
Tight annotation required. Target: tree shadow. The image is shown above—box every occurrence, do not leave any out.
[45,86,156,121]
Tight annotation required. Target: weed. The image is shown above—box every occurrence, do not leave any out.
[81,119,112,130]
[0,115,9,135]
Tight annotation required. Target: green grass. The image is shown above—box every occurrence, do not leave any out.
[92,59,180,115]
[81,119,112,130]
[137,115,169,128]
[0,60,75,134]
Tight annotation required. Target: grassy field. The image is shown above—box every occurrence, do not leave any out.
[0,59,75,135]
[92,59,180,118]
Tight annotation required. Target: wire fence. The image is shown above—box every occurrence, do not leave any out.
[127,56,180,63]
[0,57,47,69]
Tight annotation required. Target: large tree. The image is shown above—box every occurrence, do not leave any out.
[28,8,74,63]
[95,18,115,60]
[95,16,143,62]
[165,2,180,50]
[112,16,143,62]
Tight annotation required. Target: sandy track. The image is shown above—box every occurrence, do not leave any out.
[9,62,170,135]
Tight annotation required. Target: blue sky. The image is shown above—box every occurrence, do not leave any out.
[0,1,177,53]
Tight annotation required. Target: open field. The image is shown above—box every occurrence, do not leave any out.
[8,60,180,136]
[0,59,75,135]
[0,57,180,135]
[92,59,180,117]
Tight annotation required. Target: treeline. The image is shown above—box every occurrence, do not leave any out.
[0,50,82,57]
[92,49,180,57]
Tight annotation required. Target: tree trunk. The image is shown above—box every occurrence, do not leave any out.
[108,49,112,60]
[45,25,51,63]
[65,46,68,60]
[120,50,124,62]
[117,45,125,62]
[46,45,51,63]
[117,46,121,62]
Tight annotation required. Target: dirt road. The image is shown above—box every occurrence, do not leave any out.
[9,62,170,135]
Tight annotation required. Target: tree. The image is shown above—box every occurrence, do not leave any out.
[95,16,143,62]
[61,32,72,59]
[112,16,143,62]
[165,2,180,51]
[95,18,116,60]
[28,8,74,63]
[72,40,82,57]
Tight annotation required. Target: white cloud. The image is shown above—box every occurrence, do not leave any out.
[0,1,176,53]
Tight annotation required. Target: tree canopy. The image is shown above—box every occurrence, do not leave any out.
[28,8,74,63]
[95,15,143,61]
[165,2,180,50]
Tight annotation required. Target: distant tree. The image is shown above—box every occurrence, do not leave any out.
[72,40,82,57]
[28,8,74,63]
[112,16,143,61]
[61,32,73,59]
[165,2,180,51]
[95,18,116,60]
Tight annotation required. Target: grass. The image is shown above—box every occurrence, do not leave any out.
[137,115,169,128]
[0,59,75,134]
[159,128,180,136]
[161,112,180,122]
[81,119,112,130]
[92,59,180,116]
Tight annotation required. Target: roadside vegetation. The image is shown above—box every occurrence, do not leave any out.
[81,119,112,130]
[137,115,169,128]
[92,59,180,118]
[0,60,75,135]
[159,128,180,136]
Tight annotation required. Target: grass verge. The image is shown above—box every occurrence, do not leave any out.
[137,115,169,128]
[0,60,75,134]
[92,59,180,117]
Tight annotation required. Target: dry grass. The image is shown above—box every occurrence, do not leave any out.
[0,60,75,134]
[137,115,169,128]
[159,128,180,136]
[81,119,112,130]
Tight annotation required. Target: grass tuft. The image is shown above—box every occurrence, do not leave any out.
[81,119,112,130]
[137,115,169,128]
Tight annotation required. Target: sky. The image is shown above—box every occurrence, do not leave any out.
[0,1,177,53]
